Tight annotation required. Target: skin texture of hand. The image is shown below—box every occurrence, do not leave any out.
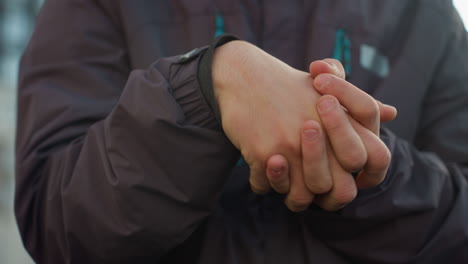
[212,41,393,212]
[266,59,397,211]
[314,71,394,188]
[212,41,339,210]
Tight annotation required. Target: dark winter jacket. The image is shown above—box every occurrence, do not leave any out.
[16,0,468,263]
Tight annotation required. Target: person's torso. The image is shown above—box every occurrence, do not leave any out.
[98,1,451,262]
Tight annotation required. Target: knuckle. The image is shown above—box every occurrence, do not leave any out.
[322,112,343,131]
[269,176,289,193]
[287,203,307,212]
[371,146,392,170]
[274,140,299,159]
[317,201,342,212]
[332,186,357,207]
[306,177,333,194]
[356,171,385,189]
[340,147,367,172]
[367,176,385,188]
[358,100,380,124]
[303,119,322,130]
[345,157,366,172]
[271,132,300,153]
[288,194,313,208]
[360,100,380,124]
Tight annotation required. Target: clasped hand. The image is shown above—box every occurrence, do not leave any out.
[213,41,396,212]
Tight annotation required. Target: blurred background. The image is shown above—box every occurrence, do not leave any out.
[0,0,44,261]
[0,0,466,263]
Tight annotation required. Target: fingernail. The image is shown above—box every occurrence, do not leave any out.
[271,167,282,173]
[318,98,335,113]
[315,74,331,91]
[303,129,319,141]
[270,166,284,175]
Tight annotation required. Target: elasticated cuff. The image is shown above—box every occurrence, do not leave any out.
[197,34,240,126]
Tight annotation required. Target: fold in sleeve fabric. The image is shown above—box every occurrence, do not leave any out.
[15,0,238,263]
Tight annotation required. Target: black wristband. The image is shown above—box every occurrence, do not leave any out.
[197,34,239,127]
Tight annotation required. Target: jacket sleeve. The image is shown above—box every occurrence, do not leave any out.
[15,0,239,263]
[306,3,468,263]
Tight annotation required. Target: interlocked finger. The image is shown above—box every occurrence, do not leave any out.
[266,154,290,193]
[317,95,367,172]
[350,118,392,189]
[301,120,333,194]
[309,59,346,80]
[314,152,358,211]
[314,74,381,135]
[249,164,271,194]
[285,156,315,212]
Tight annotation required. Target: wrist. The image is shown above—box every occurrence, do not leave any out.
[212,40,252,96]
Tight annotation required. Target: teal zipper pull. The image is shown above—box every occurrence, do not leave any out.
[214,11,225,37]
[333,29,352,77]
[236,157,245,167]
